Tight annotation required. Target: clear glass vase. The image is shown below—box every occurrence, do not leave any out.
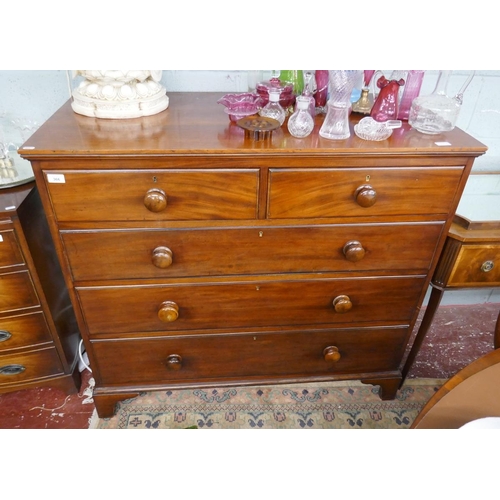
[319,70,360,140]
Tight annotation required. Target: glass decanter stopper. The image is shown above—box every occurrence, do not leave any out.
[287,96,314,138]
[259,88,286,125]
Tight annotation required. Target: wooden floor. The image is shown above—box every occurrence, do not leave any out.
[1,302,498,429]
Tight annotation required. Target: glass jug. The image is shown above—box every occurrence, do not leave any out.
[408,70,475,134]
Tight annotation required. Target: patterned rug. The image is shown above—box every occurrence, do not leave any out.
[90,378,443,429]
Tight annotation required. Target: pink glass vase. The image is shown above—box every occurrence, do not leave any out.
[314,70,329,112]
[370,76,405,122]
[397,70,425,120]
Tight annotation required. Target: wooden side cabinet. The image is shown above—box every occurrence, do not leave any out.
[0,182,80,394]
[402,213,500,380]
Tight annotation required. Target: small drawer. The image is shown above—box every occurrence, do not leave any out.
[44,169,259,222]
[0,347,64,386]
[0,271,39,313]
[62,222,444,281]
[268,167,463,219]
[77,276,425,335]
[91,327,407,386]
[0,312,53,353]
[448,244,500,287]
[0,229,24,269]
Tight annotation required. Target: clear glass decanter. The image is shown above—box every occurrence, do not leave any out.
[259,88,286,125]
[288,96,314,138]
[408,70,475,134]
[297,71,316,117]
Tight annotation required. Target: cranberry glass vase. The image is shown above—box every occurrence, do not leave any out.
[314,70,329,112]
[397,70,425,120]
[370,76,405,122]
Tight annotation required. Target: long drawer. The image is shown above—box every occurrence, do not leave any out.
[0,347,64,386]
[0,271,40,313]
[268,167,464,218]
[77,276,425,335]
[92,327,407,385]
[43,169,259,221]
[62,222,444,281]
[0,312,53,352]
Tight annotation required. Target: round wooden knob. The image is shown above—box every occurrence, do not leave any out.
[144,188,167,212]
[165,354,182,370]
[354,184,377,207]
[158,301,179,322]
[152,246,173,269]
[343,240,365,262]
[332,295,352,313]
[323,346,341,363]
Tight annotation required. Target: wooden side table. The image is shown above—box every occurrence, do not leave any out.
[402,212,500,381]
[411,347,500,428]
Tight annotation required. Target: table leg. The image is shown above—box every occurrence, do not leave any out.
[401,285,445,384]
[495,309,500,350]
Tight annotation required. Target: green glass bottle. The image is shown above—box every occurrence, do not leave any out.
[279,70,304,95]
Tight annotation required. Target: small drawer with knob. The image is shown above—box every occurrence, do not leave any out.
[447,244,500,287]
[77,275,426,335]
[91,326,407,386]
[0,346,64,387]
[42,169,259,222]
[267,167,463,219]
[61,222,444,281]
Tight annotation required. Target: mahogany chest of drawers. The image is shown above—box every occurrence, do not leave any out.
[20,93,487,417]
[0,182,80,394]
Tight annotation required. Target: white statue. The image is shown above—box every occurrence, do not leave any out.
[71,70,169,119]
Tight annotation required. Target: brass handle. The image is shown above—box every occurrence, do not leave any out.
[165,354,183,371]
[343,240,366,262]
[152,246,173,269]
[144,188,167,213]
[0,364,26,376]
[481,260,494,273]
[332,295,352,313]
[0,330,12,343]
[354,184,377,208]
[158,301,179,322]
[323,346,341,363]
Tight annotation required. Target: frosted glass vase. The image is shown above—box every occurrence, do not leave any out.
[319,70,360,140]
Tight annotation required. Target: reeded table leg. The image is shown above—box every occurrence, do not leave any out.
[495,309,500,350]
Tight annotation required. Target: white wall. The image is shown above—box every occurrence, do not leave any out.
[1,70,499,306]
